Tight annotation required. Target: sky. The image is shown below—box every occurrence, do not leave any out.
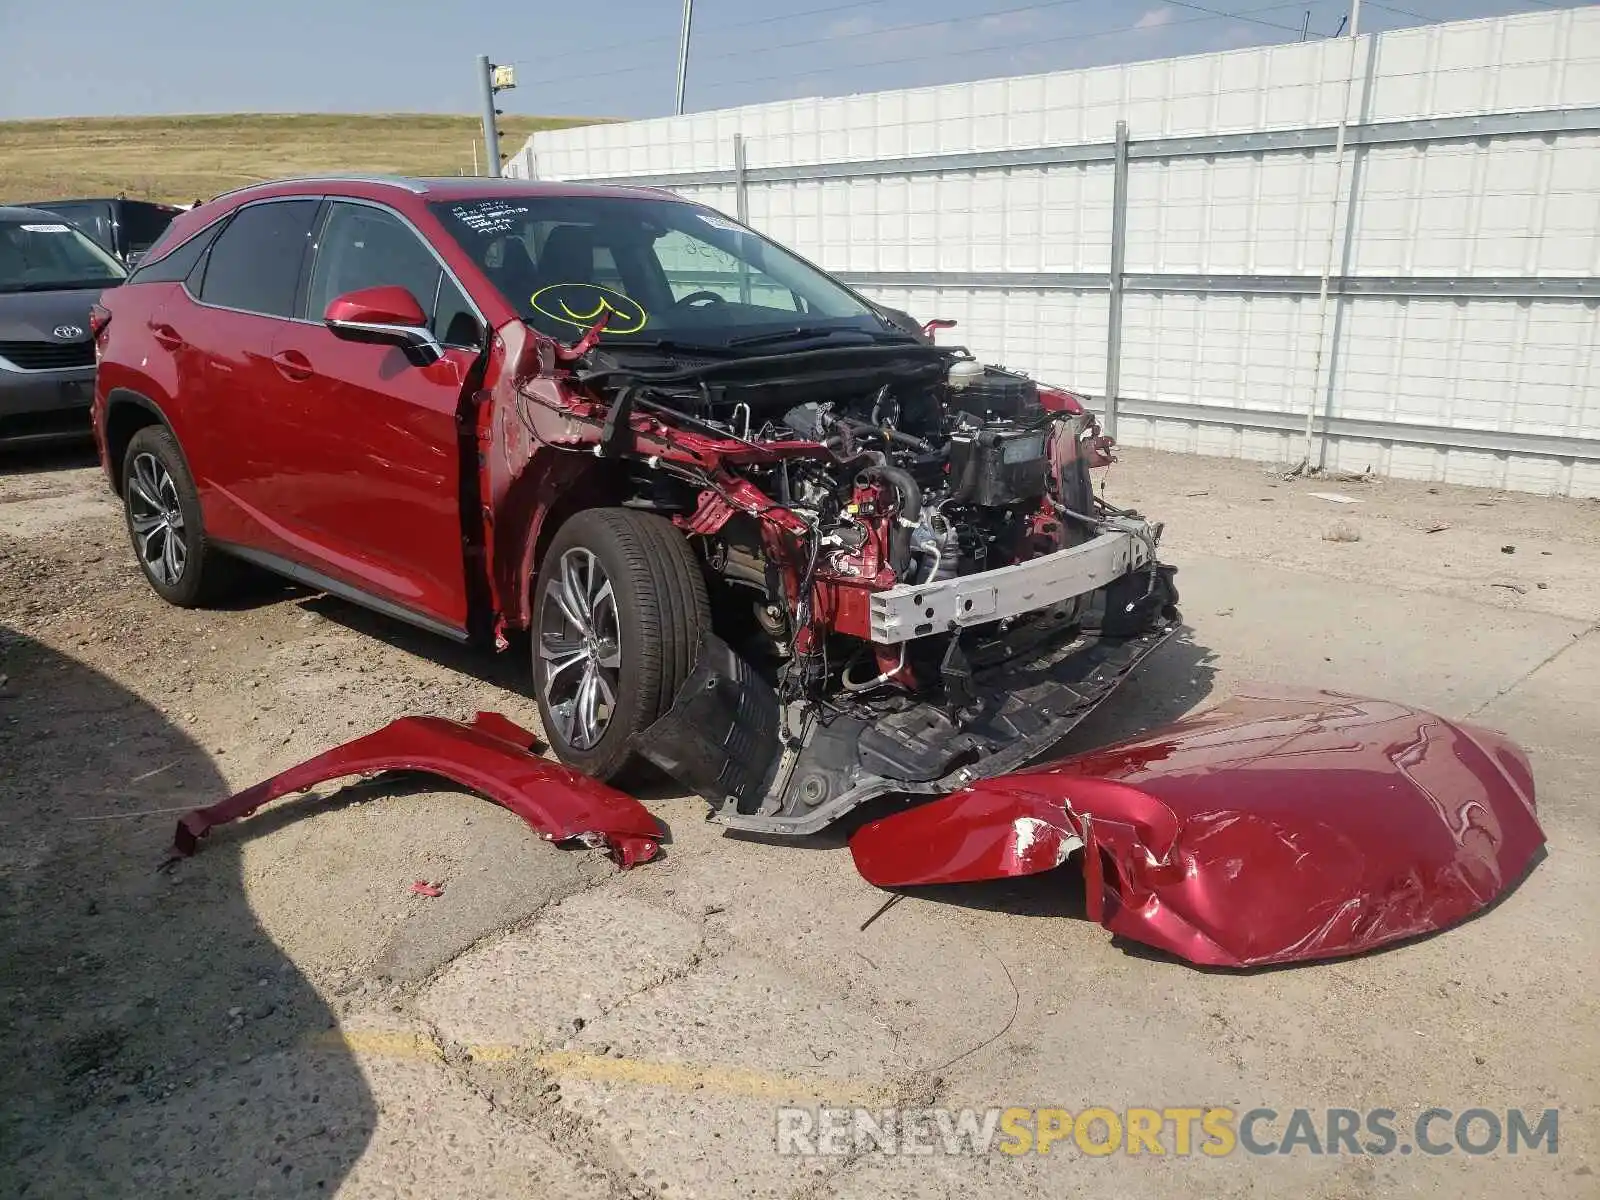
[0,0,1587,121]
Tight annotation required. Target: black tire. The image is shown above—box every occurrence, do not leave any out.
[121,425,239,607]
[531,507,711,782]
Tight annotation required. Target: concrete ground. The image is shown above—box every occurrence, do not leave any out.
[2,443,1596,1199]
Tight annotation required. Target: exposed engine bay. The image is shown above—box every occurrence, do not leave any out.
[505,326,1178,835]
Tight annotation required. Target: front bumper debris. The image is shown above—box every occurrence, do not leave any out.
[638,618,1176,837]
[171,712,664,867]
[849,686,1544,967]
[637,560,1180,837]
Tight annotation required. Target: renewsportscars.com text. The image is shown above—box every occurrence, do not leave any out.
[775,1106,1559,1157]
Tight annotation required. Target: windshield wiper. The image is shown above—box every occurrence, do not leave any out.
[726,326,917,349]
[605,337,736,355]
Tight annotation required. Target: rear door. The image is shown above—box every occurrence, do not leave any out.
[265,198,485,633]
[177,197,321,551]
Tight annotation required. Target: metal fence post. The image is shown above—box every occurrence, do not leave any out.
[733,134,749,223]
[734,134,752,304]
[1104,120,1130,440]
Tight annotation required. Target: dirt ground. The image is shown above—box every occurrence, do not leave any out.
[1,441,1596,1198]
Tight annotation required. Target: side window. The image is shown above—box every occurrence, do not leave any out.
[434,274,482,347]
[305,202,442,325]
[126,219,223,285]
[651,228,800,310]
[199,200,319,317]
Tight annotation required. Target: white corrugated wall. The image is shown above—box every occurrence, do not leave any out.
[512,7,1600,497]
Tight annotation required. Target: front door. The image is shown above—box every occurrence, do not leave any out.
[265,199,486,633]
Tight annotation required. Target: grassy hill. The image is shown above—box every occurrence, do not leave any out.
[0,113,602,206]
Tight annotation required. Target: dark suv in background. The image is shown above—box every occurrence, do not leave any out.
[0,206,125,443]
[20,198,183,266]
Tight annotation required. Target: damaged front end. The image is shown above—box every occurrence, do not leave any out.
[850,687,1545,967]
[486,311,1177,836]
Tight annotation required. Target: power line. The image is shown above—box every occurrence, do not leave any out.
[674,0,1107,68]
[695,1,1320,96]
[529,0,1105,89]
[509,0,903,67]
[1362,0,1444,19]
[1152,0,1322,35]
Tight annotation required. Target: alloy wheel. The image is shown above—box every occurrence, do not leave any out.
[127,452,187,587]
[538,547,622,751]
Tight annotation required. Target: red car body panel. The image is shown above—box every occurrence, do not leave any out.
[171,711,664,867]
[849,687,1544,968]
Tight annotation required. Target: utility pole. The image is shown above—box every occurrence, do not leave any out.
[1302,0,1363,471]
[476,55,517,178]
[1300,9,1311,40]
[675,0,695,115]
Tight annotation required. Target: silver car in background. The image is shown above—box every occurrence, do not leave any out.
[0,206,125,444]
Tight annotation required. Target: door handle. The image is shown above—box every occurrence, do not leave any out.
[150,322,183,350]
[271,349,313,381]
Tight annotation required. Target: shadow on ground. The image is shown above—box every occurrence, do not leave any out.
[0,438,98,475]
[298,591,531,692]
[0,627,375,1196]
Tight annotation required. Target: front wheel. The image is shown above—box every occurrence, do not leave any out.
[532,508,711,782]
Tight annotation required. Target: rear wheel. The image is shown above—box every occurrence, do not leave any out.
[121,425,238,607]
[532,508,710,782]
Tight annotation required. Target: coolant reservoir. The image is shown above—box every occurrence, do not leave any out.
[947,359,985,390]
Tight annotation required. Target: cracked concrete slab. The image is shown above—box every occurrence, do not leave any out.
[530,953,915,1199]
[238,789,598,981]
[419,891,704,1051]
[601,820,1028,1075]
[823,1152,1051,1200]
[13,1018,609,1200]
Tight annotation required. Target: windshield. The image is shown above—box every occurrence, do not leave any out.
[429,196,893,348]
[0,218,126,293]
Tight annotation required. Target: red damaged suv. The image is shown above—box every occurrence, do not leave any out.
[93,175,1177,836]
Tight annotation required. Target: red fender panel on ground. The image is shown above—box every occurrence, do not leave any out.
[172,712,663,867]
[849,687,1544,967]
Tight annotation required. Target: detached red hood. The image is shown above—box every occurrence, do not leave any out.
[850,687,1544,967]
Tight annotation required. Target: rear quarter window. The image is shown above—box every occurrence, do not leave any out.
[126,219,225,285]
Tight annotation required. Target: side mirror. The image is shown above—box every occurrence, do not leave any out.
[323,285,443,364]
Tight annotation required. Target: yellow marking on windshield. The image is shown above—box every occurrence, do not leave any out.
[558,296,609,322]
[530,283,647,334]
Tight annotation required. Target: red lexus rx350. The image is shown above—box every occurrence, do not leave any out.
[93,175,1172,835]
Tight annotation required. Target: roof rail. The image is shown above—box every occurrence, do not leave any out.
[206,174,430,203]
